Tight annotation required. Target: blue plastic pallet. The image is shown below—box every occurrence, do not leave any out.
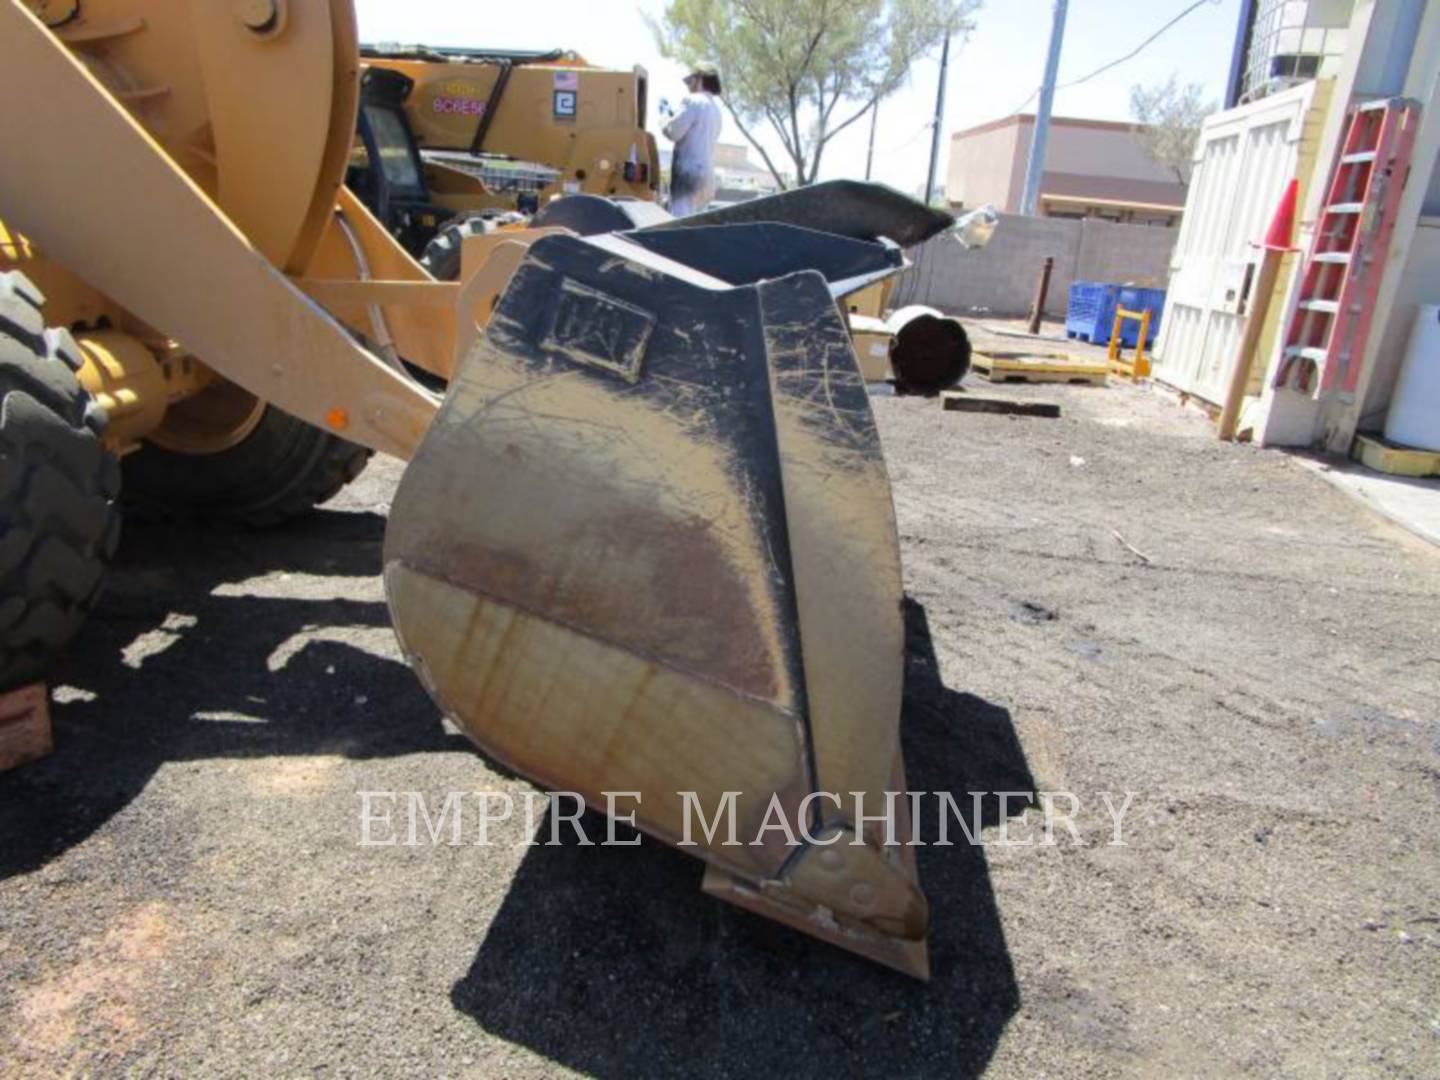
[1065,283,1120,345]
[1065,283,1165,347]
[1117,286,1166,347]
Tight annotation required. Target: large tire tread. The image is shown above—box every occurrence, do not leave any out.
[228,430,372,529]
[419,212,510,282]
[0,272,121,689]
[122,406,372,529]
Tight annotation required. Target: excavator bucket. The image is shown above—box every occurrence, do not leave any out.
[385,190,950,978]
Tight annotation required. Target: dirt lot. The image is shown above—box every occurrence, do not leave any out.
[1,374,1437,1077]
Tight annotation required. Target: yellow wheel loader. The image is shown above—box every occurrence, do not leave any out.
[0,0,955,978]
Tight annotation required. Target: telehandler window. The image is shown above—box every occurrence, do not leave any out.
[362,105,424,194]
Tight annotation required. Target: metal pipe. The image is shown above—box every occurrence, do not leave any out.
[1019,0,1068,216]
[885,305,971,394]
[1027,256,1055,335]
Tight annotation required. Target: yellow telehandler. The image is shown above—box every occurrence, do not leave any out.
[0,0,954,978]
[346,44,661,261]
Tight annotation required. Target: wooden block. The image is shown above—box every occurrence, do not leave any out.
[941,391,1061,417]
[1353,434,1440,477]
[0,683,51,772]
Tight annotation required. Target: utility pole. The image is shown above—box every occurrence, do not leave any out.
[865,99,879,181]
[923,34,951,206]
[1224,0,1257,108]
[1019,0,1068,216]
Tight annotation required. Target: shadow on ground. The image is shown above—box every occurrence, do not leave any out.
[450,599,1034,1077]
[2,513,1033,1075]
[0,510,462,880]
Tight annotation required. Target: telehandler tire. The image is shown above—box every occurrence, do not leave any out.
[122,405,371,528]
[0,272,121,689]
[419,212,500,281]
[413,211,516,388]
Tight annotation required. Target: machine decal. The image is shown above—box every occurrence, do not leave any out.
[553,70,578,121]
[434,96,485,116]
[432,79,486,116]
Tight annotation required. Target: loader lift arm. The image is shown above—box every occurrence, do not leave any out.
[0,0,437,460]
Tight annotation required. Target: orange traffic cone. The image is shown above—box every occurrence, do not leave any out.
[1263,178,1299,252]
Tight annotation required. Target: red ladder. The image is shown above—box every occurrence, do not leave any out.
[1273,97,1420,398]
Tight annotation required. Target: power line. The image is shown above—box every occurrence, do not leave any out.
[1063,0,1220,89]
[1007,0,1219,117]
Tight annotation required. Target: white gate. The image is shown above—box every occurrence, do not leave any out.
[1153,82,1323,404]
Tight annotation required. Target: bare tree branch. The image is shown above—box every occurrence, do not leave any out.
[718,96,792,190]
[1130,75,1215,191]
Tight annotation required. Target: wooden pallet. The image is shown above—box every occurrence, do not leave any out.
[0,683,51,772]
[1353,434,1440,477]
[971,351,1109,386]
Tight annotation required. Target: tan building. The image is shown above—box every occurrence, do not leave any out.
[945,115,1188,226]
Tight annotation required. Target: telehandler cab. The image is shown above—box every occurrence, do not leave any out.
[346,45,660,260]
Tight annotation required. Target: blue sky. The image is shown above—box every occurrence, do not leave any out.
[354,0,1243,192]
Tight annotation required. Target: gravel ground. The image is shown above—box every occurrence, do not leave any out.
[1,375,1437,1077]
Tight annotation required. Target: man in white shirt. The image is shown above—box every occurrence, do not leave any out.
[662,64,723,217]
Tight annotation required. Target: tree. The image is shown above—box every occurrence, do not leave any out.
[648,0,979,189]
[1129,75,1215,189]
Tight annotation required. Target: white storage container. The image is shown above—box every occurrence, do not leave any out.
[1385,304,1440,451]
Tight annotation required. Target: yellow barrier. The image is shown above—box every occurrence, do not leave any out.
[1107,307,1153,382]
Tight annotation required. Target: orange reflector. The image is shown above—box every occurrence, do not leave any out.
[326,407,349,431]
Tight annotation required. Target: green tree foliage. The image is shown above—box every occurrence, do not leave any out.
[1129,75,1216,189]
[649,0,979,188]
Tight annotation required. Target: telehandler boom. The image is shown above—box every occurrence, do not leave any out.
[0,0,953,977]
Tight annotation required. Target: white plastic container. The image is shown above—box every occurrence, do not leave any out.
[1385,304,1440,451]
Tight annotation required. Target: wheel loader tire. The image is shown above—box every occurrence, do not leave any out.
[0,272,122,689]
[122,406,371,528]
[419,213,499,281]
